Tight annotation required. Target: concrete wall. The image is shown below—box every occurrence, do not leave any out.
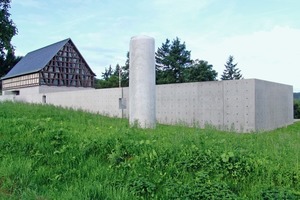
[223,80,256,132]
[44,87,128,117]
[156,80,256,132]
[0,79,293,132]
[0,94,15,101]
[255,79,294,131]
[39,85,94,93]
[156,81,225,128]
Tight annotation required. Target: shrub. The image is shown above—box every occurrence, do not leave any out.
[261,187,300,200]
[294,100,300,119]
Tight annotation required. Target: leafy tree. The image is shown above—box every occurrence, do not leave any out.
[156,37,192,84]
[113,64,121,76]
[0,0,17,56]
[101,65,113,81]
[294,100,300,119]
[98,38,219,88]
[0,51,22,90]
[96,51,129,89]
[221,55,242,80]
[0,51,22,76]
[0,0,18,77]
[96,64,121,88]
[120,52,129,87]
[184,59,218,82]
[94,78,100,89]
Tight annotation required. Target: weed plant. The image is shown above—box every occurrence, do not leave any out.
[0,101,299,199]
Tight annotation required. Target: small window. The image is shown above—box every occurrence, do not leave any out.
[12,90,20,95]
[42,95,46,104]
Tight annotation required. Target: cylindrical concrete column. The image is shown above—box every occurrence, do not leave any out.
[129,35,156,128]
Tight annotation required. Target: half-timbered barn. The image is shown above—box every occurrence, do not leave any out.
[1,38,95,95]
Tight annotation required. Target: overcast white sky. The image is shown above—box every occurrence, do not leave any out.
[10,0,300,92]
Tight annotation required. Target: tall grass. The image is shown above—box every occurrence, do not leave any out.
[0,101,299,199]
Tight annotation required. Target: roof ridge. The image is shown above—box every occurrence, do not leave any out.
[28,38,70,54]
[2,38,72,80]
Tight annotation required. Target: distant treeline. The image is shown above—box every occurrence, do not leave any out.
[95,37,243,89]
[294,93,300,119]
[294,93,300,100]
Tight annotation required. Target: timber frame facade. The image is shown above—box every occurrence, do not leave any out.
[39,41,94,87]
[2,38,95,91]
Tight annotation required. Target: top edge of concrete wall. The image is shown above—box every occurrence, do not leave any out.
[249,78,292,87]
[152,78,292,88]
[2,78,292,93]
[130,35,154,41]
[252,78,293,88]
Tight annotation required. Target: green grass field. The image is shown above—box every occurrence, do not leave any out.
[0,101,299,199]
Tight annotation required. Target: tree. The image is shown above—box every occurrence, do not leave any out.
[120,52,129,87]
[184,59,218,82]
[0,0,18,77]
[294,100,300,119]
[101,65,113,81]
[156,37,192,84]
[96,64,121,88]
[96,51,129,89]
[0,51,22,90]
[0,0,17,57]
[221,55,242,80]
[0,51,22,76]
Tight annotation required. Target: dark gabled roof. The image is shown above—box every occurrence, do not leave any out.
[2,38,70,79]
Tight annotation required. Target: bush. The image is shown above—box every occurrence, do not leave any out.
[294,100,300,119]
[261,187,299,200]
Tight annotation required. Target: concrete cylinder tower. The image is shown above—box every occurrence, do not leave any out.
[129,35,156,128]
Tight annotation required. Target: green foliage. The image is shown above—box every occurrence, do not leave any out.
[155,37,219,84]
[0,102,300,199]
[0,51,22,78]
[165,171,237,199]
[261,187,299,200]
[221,55,243,80]
[156,37,192,84]
[95,64,121,88]
[101,65,114,80]
[184,59,218,82]
[0,0,17,57]
[99,38,219,88]
[121,51,130,87]
[95,52,129,88]
[294,99,300,119]
[0,0,20,78]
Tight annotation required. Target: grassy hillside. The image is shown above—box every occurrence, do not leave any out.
[0,102,300,199]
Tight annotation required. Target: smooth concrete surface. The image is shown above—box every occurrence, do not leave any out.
[156,79,293,132]
[0,79,293,132]
[45,88,126,118]
[156,81,224,128]
[39,85,94,93]
[129,36,156,128]
[223,79,256,132]
[255,79,293,131]
[0,94,15,101]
